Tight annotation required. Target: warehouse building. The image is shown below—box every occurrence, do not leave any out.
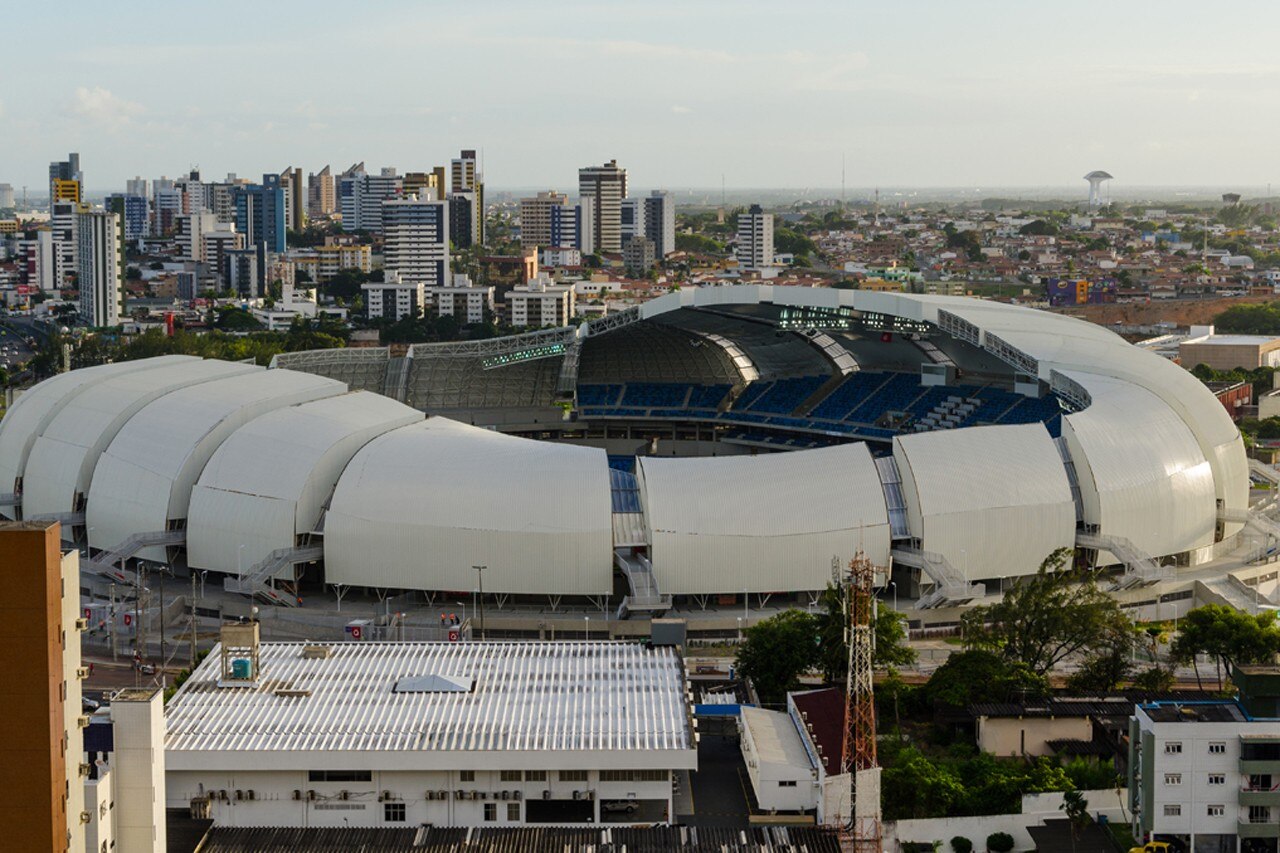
[164,628,696,828]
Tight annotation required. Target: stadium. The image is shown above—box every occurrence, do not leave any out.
[0,285,1251,613]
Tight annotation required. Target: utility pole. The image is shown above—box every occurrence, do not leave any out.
[109,583,118,662]
[190,571,198,669]
[472,565,486,641]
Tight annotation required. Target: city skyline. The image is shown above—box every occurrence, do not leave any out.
[5,0,1280,193]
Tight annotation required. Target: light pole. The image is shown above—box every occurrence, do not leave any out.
[736,616,743,642]
[584,615,590,642]
[472,566,486,641]
[888,581,897,611]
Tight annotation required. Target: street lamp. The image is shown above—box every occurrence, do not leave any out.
[472,566,486,640]
[888,581,897,611]
[584,615,590,642]
[736,617,743,642]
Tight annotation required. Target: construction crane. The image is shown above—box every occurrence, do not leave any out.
[840,552,883,852]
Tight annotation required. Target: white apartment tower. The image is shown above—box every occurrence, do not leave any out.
[382,195,450,287]
[77,209,124,327]
[509,272,576,328]
[736,204,774,271]
[579,160,628,254]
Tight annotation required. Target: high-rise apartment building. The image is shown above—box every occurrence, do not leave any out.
[644,190,676,258]
[508,272,576,328]
[620,197,644,247]
[339,166,403,234]
[233,174,286,253]
[106,193,149,242]
[0,183,14,209]
[177,212,220,262]
[450,149,484,246]
[383,195,450,287]
[77,209,124,326]
[51,200,79,270]
[49,152,81,210]
[362,270,424,321]
[0,520,86,853]
[307,165,335,218]
[449,193,476,250]
[519,191,593,254]
[152,180,182,237]
[126,176,148,198]
[451,149,478,193]
[735,204,774,271]
[281,166,305,232]
[579,160,628,254]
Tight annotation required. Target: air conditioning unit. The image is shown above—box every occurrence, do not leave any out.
[234,790,244,801]
[79,811,91,824]
[75,618,89,631]
[476,791,486,801]
[456,789,466,800]
[514,791,523,801]
[339,790,349,801]
[218,790,229,802]
[76,715,90,728]
[380,790,393,802]
[76,667,89,679]
[78,763,91,778]
[247,790,256,801]
[573,790,582,800]
[426,791,436,801]
[306,790,316,801]
[438,790,449,800]
[542,790,552,800]
[292,790,301,801]
[500,790,510,801]
[586,790,596,801]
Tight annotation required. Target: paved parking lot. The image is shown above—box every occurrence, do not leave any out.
[682,733,755,828]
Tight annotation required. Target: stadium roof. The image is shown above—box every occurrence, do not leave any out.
[165,641,694,765]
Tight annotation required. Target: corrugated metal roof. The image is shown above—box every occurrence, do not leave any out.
[741,706,811,769]
[166,641,692,755]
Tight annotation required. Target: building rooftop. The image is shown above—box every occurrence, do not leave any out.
[1139,701,1246,724]
[741,706,811,770]
[165,640,692,755]
[791,688,844,777]
[1183,334,1280,346]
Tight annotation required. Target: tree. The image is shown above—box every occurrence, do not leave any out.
[986,832,1014,853]
[880,746,967,819]
[1018,220,1059,237]
[734,609,818,705]
[1060,789,1089,851]
[951,837,973,853]
[1171,605,1280,690]
[922,649,1048,710]
[960,549,1131,676]
[1131,666,1175,693]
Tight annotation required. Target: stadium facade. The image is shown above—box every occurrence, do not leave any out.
[0,286,1248,609]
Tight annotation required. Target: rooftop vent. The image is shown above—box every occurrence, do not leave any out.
[301,644,333,659]
[393,674,474,694]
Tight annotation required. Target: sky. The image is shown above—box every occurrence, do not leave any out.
[4,0,1280,194]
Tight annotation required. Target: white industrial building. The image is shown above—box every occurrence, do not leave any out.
[164,631,696,828]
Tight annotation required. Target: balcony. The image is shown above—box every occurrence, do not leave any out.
[1238,819,1280,840]
[1242,759,1280,776]
[1241,788,1280,807]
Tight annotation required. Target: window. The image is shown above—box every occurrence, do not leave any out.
[507,802,521,821]
[383,802,405,822]
[778,780,797,788]
[1164,773,1182,785]
[500,770,521,782]
[599,770,667,783]
[1207,804,1224,817]
[559,770,588,782]
[484,803,497,822]
[1208,742,1226,754]
[1165,742,1182,754]
[460,770,475,782]
[308,770,372,782]
[525,770,547,782]
[1208,773,1225,785]
[1163,804,1181,817]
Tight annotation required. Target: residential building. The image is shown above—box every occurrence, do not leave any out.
[83,688,168,853]
[307,165,335,218]
[579,160,628,254]
[281,166,305,232]
[477,250,538,301]
[508,272,575,327]
[251,283,346,331]
[624,235,656,276]
[736,204,774,271]
[49,152,81,209]
[163,633,695,828]
[519,191,571,249]
[362,269,424,321]
[234,174,287,254]
[177,211,220,262]
[51,200,78,271]
[450,151,484,246]
[77,209,124,326]
[226,245,268,298]
[451,149,478,193]
[0,183,14,208]
[425,273,494,325]
[403,171,441,202]
[620,197,644,247]
[176,170,208,215]
[1128,671,1280,849]
[153,184,183,237]
[106,193,149,242]
[644,190,676,257]
[340,166,403,234]
[0,519,86,853]
[540,246,583,268]
[126,176,148,199]
[449,192,477,249]
[203,226,246,280]
[383,194,449,287]
[289,244,372,283]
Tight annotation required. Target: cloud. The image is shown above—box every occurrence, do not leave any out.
[73,86,144,130]
[671,105,692,114]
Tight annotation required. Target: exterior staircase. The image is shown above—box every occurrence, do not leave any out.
[891,546,984,608]
[85,529,187,584]
[223,545,324,607]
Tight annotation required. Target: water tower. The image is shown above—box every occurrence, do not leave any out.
[1084,170,1113,209]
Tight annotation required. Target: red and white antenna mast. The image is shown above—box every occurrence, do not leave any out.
[840,552,882,852]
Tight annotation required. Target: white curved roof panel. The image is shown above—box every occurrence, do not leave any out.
[85,369,345,557]
[186,392,423,574]
[637,443,890,595]
[21,358,258,533]
[324,418,613,595]
[894,423,1076,580]
[0,356,194,516]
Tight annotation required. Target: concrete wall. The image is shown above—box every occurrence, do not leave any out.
[975,715,1093,758]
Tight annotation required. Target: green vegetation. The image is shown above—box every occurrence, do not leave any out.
[1171,604,1280,690]
[921,649,1048,709]
[950,837,972,853]
[1213,302,1280,336]
[986,832,1015,853]
[675,233,725,254]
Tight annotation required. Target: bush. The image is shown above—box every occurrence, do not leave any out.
[986,832,1014,853]
[951,837,973,853]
